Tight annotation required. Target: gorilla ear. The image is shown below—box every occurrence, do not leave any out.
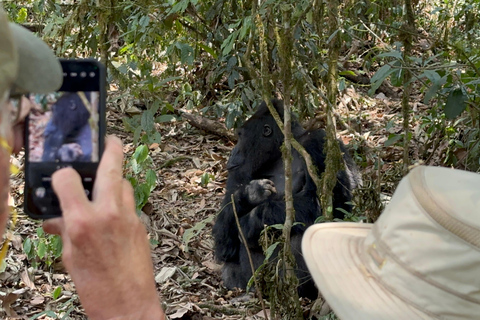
[263,124,272,137]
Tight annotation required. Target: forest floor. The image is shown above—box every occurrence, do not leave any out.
[3,82,438,319]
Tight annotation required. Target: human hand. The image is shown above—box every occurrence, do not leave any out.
[43,136,164,320]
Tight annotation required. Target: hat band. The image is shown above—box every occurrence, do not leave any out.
[360,233,480,319]
[409,166,480,248]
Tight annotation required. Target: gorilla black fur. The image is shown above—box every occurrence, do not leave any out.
[212,99,360,299]
[42,92,92,162]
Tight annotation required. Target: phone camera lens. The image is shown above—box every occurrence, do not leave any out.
[35,187,46,198]
[89,72,96,78]
[80,71,87,78]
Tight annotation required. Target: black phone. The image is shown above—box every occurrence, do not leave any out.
[24,59,106,219]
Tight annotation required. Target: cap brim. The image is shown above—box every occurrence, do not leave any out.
[302,223,432,320]
[9,23,62,94]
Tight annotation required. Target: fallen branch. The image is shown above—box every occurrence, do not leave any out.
[179,111,236,141]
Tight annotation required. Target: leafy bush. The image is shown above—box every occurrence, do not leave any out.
[23,228,62,269]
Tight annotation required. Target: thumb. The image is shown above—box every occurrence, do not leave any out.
[51,167,89,215]
[42,217,64,235]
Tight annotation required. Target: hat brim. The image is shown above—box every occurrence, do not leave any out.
[302,222,432,320]
[9,23,62,94]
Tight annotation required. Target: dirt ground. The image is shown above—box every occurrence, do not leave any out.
[3,84,426,319]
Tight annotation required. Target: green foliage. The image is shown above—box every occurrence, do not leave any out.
[29,296,78,319]
[444,89,467,120]
[122,100,170,145]
[126,145,158,215]
[199,172,214,187]
[10,0,480,316]
[182,215,215,251]
[52,286,62,300]
[23,228,62,269]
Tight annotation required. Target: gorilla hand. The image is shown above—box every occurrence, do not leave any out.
[244,179,276,206]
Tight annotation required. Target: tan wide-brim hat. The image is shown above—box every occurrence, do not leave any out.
[0,7,62,97]
[302,166,480,320]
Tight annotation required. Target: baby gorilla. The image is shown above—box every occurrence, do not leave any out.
[213,99,360,299]
[42,92,92,162]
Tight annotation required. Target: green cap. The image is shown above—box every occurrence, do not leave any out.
[0,7,62,98]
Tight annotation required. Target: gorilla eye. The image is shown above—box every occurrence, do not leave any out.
[263,124,272,137]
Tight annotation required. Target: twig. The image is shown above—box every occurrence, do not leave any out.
[230,194,269,320]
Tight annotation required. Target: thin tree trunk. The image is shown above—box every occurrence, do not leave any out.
[321,0,343,220]
[401,0,416,173]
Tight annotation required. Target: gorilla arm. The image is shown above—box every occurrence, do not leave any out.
[213,178,276,262]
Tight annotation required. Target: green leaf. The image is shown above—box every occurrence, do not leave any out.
[169,0,190,14]
[239,16,251,41]
[326,29,341,44]
[16,8,28,23]
[265,242,280,260]
[150,239,160,247]
[371,64,393,84]
[200,172,210,187]
[176,43,194,65]
[133,126,142,144]
[36,227,44,238]
[146,169,157,191]
[182,216,215,251]
[156,115,176,123]
[339,70,357,77]
[339,78,346,92]
[133,145,149,163]
[37,242,47,259]
[422,70,441,83]
[369,64,395,95]
[51,236,63,259]
[52,286,62,300]
[30,310,58,319]
[134,184,150,209]
[23,238,32,255]
[384,134,403,147]
[227,56,237,70]
[221,30,239,56]
[141,109,155,132]
[424,82,442,104]
[197,43,217,59]
[377,50,403,60]
[445,89,467,119]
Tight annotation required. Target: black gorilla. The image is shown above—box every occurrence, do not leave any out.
[212,99,360,299]
[42,92,92,162]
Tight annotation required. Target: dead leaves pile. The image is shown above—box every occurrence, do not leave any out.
[1,84,440,319]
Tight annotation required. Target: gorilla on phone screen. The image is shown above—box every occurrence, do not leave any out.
[42,92,92,162]
[212,99,360,299]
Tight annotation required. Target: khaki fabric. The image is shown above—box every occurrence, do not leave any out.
[0,6,62,98]
[302,166,480,320]
[0,10,17,99]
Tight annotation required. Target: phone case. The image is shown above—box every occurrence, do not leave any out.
[24,58,106,219]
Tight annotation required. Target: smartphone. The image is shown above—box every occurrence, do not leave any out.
[24,59,106,219]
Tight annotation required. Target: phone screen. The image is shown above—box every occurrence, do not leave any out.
[24,59,105,219]
[28,91,100,163]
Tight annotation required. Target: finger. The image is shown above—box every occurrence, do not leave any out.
[93,135,124,202]
[122,179,136,215]
[11,122,24,154]
[43,217,64,235]
[11,97,33,153]
[19,96,32,120]
[52,167,89,214]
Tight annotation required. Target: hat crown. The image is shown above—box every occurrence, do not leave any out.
[364,166,480,319]
[0,6,62,96]
[0,10,18,98]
